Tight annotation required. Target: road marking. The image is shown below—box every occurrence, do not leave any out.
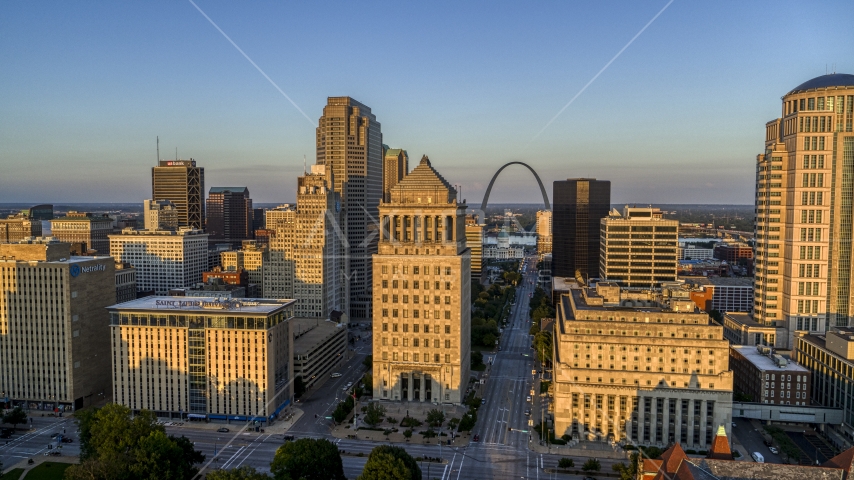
[221,445,246,469]
[455,447,466,480]
[234,433,270,469]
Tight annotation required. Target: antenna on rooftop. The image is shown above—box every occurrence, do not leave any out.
[304,155,307,175]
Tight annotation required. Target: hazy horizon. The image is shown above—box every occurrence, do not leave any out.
[2,1,852,204]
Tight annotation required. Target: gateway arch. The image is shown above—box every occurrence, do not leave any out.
[480,162,550,214]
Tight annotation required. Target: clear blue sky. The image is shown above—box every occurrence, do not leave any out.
[1,1,852,205]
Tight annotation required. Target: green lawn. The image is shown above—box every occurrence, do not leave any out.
[0,468,24,480]
[22,463,72,480]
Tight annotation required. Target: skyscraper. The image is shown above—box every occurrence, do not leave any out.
[152,159,204,230]
[316,97,383,321]
[754,73,854,349]
[536,209,552,256]
[372,156,471,404]
[383,145,409,202]
[206,187,253,248]
[552,179,611,280]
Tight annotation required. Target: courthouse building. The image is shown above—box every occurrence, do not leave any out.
[0,239,115,411]
[372,156,471,404]
[552,283,733,448]
[108,296,295,422]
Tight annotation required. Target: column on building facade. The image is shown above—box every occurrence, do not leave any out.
[699,399,708,448]
[687,399,696,448]
[662,398,671,445]
[637,396,645,444]
[649,396,658,445]
[674,398,683,445]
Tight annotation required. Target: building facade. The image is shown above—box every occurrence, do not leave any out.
[599,206,678,287]
[206,187,253,247]
[552,283,734,448]
[684,276,754,313]
[143,199,179,231]
[264,205,296,300]
[553,178,611,280]
[115,262,137,303]
[0,240,115,411]
[730,345,811,405]
[372,156,471,404]
[49,211,113,255]
[109,228,208,294]
[108,297,295,422]
[464,216,484,283]
[713,242,753,263]
[754,74,854,349]
[796,328,854,448]
[152,159,205,230]
[383,146,409,203]
[292,317,348,391]
[316,97,383,321]
[537,209,552,256]
[0,214,42,243]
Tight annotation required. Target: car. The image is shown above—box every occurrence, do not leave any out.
[331,372,342,378]
[472,434,480,442]
[498,346,502,351]
[524,410,531,416]
[61,437,73,443]
[217,427,230,433]
[732,422,737,427]
[763,439,773,447]
[481,398,486,404]
[283,435,295,441]
[769,446,779,455]
[526,396,532,402]
[44,451,61,456]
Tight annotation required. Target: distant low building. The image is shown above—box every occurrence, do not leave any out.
[684,276,753,313]
[50,211,113,255]
[0,213,42,243]
[713,242,753,263]
[721,312,784,348]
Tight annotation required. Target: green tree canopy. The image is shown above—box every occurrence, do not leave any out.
[426,409,445,428]
[270,438,345,480]
[364,402,387,427]
[357,446,421,480]
[207,466,271,479]
[2,406,27,430]
[363,355,373,369]
[65,403,204,480]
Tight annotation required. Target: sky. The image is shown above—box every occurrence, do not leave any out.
[1,1,852,206]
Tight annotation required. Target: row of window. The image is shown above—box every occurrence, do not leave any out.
[381,265,452,276]
[381,337,452,348]
[381,351,450,363]
[381,323,452,334]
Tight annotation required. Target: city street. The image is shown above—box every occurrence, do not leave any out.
[0,415,78,469]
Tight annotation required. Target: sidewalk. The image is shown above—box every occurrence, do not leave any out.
[4,454,77,477]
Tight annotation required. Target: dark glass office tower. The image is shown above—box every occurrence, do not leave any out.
[552,178,611,280]
[206,187,253,248]
[152,159,205,230]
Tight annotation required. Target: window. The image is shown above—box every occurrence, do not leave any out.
[445,311,451,319]
[382,323,388,332]
[445,325,451,334]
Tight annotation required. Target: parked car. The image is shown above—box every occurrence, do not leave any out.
[217,428,230,433]
[524,410,531,416]
[526,396,532,402]
[331,373,342,378]
[769,446,779,455]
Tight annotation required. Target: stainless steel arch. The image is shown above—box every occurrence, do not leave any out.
[480,162,551,213]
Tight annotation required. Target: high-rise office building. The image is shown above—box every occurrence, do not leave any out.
[152,159,205,229]
[316,97,383,321]
[21,204,54,221]
[553,179,610,280]
[206,187,253,248]
[754,73,854,349]
[599,206,678,287]
[0,214,42,243]
[383,146,409,202]
[264,205,296,300]
[536,209,552,256]
[0,239,115,411]
[49,211,113,255]
[108,297,295,421]
[109,228,208,294]
[372,156,471,404]
[143,199,179,231]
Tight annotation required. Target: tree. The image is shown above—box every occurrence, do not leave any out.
[582,458,601,472]
[364,402,387,428]
[64,403,204,480]
[482,333,497,347]
[294,376,306,398]
[363,355,373,369]
[708,309,724,323]
[470,351,484,369]
[358,446,421,480]
[558,458,574,469]
[270,438,345,480]
[2,406,27,431]
[612,454,638,480]
[363,373,373,391]
[207,466,271,479]
[426,409,445,428]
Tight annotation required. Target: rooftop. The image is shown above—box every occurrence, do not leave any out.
[731,345,808,372]
[209,187,249,194]
[292,317,346,356]
[108,296,295,315]
[684,276,753,287]
[787,73,854,95]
